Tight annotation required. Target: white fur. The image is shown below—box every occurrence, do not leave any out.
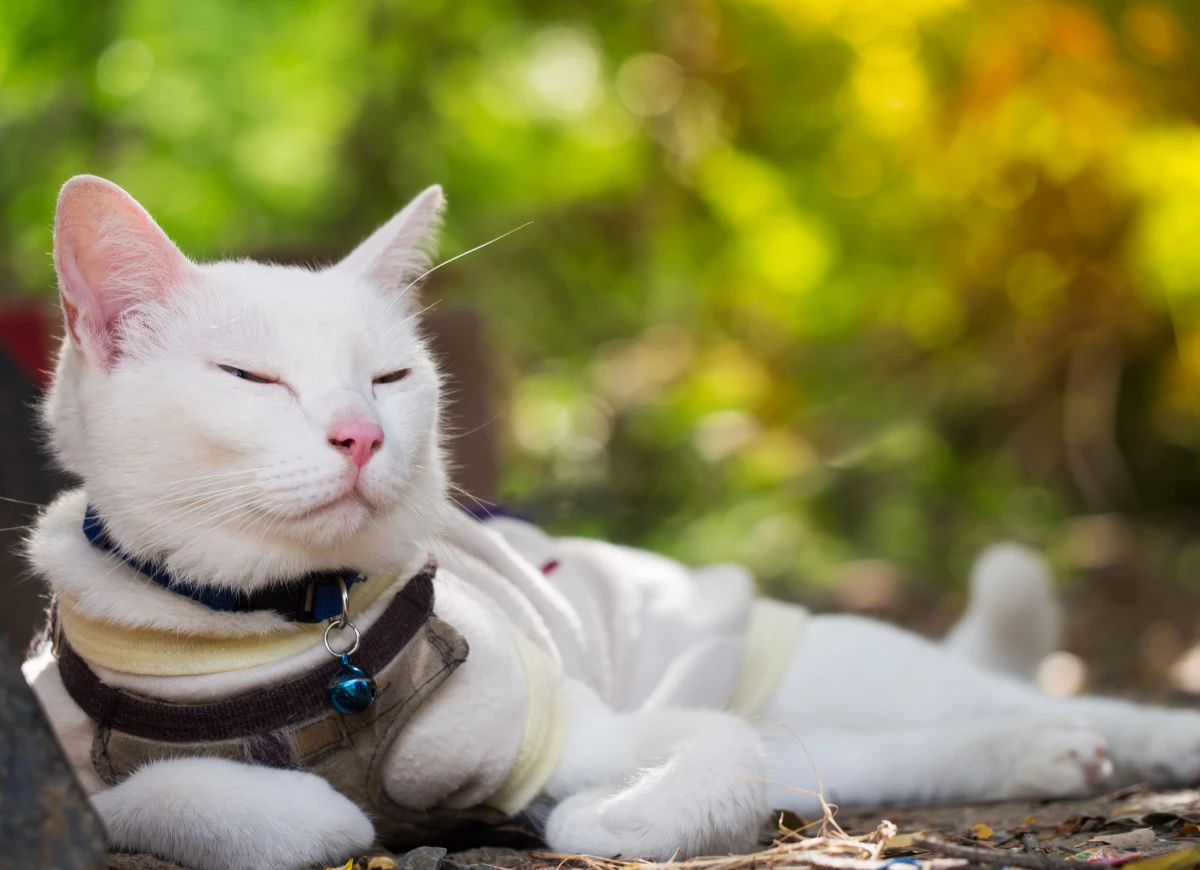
[25,176,1200,869]
[944,543,1062,680]
[28,490,299,636]
[93,758,374,870]
[45,176,450,591]
[381,571,532,810]
[543,683,768,857]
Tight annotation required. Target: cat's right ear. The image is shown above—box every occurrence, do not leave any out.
[332,185,445,296]
[53,175,195,369]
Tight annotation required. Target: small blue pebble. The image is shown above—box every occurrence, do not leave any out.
[327,657,377,715]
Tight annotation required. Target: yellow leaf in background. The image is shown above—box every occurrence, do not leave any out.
[324,862,354,870]
[970,824,995,841]
[1123,847,1200,870]
[1179,824,1200,838]
[1024,817,1037,825]
[886,832,923,850]
[367,859,398,870]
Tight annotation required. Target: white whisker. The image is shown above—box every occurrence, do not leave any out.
[395,221,533,297]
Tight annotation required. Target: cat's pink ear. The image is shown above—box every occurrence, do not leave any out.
[54,175,194,367]
[333,185,445,295]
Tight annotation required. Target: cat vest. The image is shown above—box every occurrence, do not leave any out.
[53,563,508,848]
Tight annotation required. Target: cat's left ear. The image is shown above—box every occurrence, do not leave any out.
[54,175,198,369]
[333,185,445,294]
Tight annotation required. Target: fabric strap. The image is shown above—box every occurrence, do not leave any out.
[54,571,397,676]
[484,628,570,814]
[82,504,366,622]
[56,561,437,741]
[725,598,808,717]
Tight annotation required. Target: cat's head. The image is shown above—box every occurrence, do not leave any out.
[44,175,451,587]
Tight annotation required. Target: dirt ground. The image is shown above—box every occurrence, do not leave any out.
[834,785,1200,864]
[101,785,1200,870]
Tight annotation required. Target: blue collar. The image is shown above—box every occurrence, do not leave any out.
[82,505,366,623]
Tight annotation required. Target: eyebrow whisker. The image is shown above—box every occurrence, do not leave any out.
[396,221,534,297]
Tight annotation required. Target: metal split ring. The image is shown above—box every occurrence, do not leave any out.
[333,576,351,627]
[324,619,362,657]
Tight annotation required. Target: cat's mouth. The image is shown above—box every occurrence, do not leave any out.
[287,490,372,522]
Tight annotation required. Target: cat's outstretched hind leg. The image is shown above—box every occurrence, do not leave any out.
[943,543,1061,682]
[755,717,1110,815]
[92,757,374,870]
[1056,696,1200,788]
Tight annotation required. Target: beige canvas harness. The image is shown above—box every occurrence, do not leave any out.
[56,564,509,848]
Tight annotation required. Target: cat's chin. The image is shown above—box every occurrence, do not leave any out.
[288,491,370,522]
[275,493,379,546]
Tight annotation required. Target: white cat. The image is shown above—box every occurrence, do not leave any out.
[22,176,1200,870]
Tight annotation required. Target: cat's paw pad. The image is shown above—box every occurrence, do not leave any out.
[1007,725,1111,798]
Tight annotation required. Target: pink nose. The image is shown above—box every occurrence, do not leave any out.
[328,422,384,469]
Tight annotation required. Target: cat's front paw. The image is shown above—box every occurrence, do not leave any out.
[1004,723,1111,799]
[545,774,766,860]
[93,757,374,870]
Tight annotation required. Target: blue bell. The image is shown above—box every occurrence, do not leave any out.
[327,654,378,715]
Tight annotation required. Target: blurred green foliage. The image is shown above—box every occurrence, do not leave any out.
[4,0,1200,599]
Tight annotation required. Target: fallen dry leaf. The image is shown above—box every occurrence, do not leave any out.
[1123,847,1200,870]
[1090,829,1158,847]
[778,811,809,833]
[324,862,354,870]
[885,832,923,850]
[1179,824,1200,838]
[970,824,995,841]
[367,859,397,870]
[1060,816,1110,836]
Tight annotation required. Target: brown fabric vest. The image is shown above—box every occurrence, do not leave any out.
[56,565,508,848]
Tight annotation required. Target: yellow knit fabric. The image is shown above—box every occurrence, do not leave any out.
[726,599,808,717]
[485,629,570,815]
[57,573,397,676]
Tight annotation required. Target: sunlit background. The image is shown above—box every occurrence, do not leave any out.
[3,0,1200,694]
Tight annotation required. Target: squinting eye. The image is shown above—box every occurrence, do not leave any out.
[373,368,411,385]
[218,364,275,384]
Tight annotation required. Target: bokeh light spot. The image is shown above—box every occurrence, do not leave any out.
[525,28,602,118]
[1123,4,1180,65]
[96,39,154,97]
[1037,651,1087,697]
[616,53,685,117]
[695,410,761,462]
[1172,643,1200,694]
[833,559,900,611]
